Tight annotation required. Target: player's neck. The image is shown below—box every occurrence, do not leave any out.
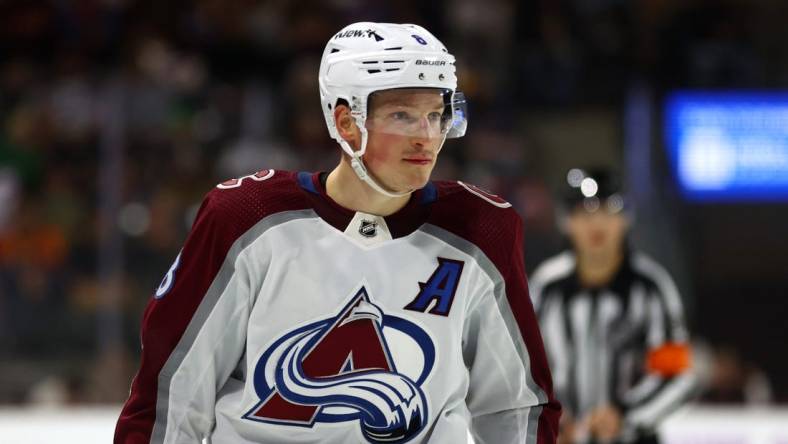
[326,160,411,216]
[576,248,624,288]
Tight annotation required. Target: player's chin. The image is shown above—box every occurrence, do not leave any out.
[400,167,433,189]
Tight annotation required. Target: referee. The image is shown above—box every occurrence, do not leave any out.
[530,168,696,444]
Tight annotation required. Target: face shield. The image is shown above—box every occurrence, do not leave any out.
[364,88,468,140]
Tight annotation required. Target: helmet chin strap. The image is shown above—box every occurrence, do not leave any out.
[339,125,413,198]
[350,156,412,198]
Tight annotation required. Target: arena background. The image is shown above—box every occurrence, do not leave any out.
[0,0,786,442]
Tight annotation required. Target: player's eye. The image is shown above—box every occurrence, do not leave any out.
[390,111,417,123]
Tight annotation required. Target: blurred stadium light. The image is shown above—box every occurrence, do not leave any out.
[665,92,788,201]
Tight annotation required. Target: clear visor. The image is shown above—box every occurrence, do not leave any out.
[365,88,468,140]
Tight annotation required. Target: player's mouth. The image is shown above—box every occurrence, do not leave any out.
[590,231,607,246]
[402,157,433,165]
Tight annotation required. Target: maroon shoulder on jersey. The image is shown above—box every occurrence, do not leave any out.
[208,169,311,233]
[427,180,522,271]
[115,169,309,444]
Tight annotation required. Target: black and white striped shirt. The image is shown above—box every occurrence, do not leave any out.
[530,250,696,439]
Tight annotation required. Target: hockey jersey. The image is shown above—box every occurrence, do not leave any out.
[115,170,560,444]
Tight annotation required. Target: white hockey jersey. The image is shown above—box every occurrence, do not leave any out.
[115,170,560,444]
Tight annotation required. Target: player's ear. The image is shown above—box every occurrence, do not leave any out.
[334,102,359,147]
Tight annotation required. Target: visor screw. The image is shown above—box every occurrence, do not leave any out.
[418,73,425,80]
[439,74,445,81]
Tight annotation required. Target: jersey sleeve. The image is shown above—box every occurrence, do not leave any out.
[464,215,561,444]
[621,256,697,432]
[115,191,252,443]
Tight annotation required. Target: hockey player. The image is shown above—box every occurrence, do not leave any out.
[115,22,560,444]
[529,169,696,444]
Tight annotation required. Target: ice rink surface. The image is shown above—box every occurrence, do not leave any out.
[2,405,787,444]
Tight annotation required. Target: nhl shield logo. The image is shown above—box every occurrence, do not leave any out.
[359,220,378,238]
[244,287,436,443]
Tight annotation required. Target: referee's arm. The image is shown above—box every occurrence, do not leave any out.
[621,255,698,432]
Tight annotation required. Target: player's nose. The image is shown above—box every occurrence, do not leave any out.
[409,138,427,150]
[409,127,434,149]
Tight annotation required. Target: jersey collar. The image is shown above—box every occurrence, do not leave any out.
[297,171,436,239]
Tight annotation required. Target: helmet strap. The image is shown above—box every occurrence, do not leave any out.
[338,123,412,198]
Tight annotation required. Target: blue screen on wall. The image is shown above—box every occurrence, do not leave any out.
[665,92,788,201]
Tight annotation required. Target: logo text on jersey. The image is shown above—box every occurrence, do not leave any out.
[217,169,274,189]
[245,287,435,443]
[154,252,182,299]
[404,258,464,317]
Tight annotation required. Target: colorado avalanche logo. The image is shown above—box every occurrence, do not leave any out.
[244,287,436,443]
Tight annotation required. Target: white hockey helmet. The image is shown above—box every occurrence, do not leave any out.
[319,22,467,197]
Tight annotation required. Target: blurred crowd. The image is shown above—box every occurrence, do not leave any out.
[0,0,784,405]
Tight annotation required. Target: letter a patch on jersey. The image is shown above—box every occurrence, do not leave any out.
[245,287,435,443]
[404,258,464,317]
